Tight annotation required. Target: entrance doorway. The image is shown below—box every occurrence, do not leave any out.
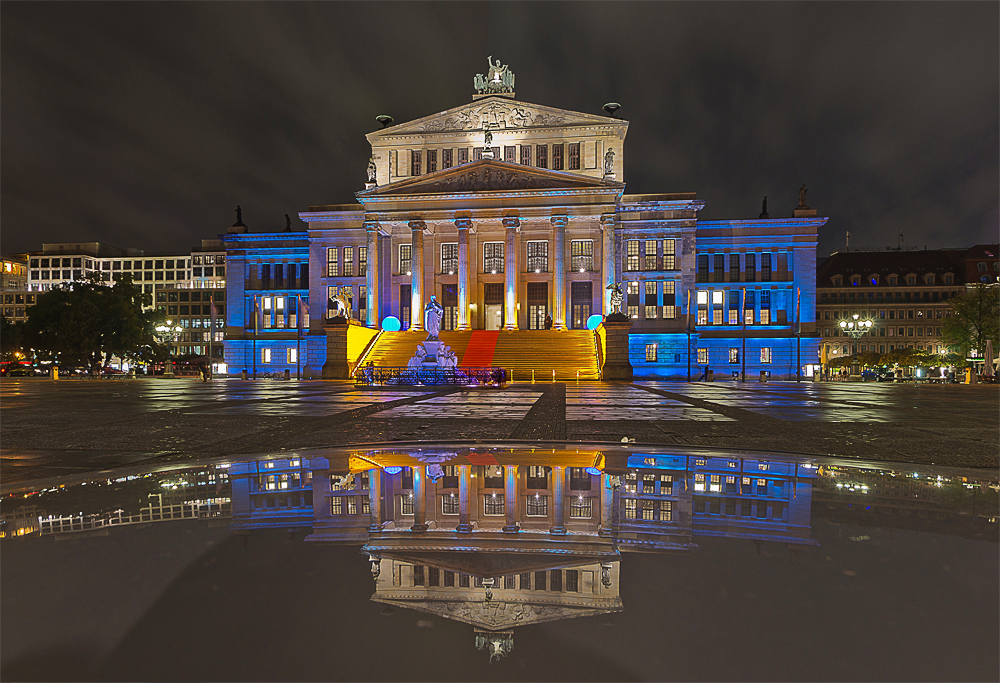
[571,281,592,328]
[442,284,457,331]
[484,282,504,330]
[527,282,548,329]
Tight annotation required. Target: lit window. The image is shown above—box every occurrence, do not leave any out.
[261,348,271,363]
[645,343,658,362]
[694,474,706,492]
[570,497,592,518]
[662,240,676,270]
[697,348,708,364]
[760,347,772,364]
[729,348,739,363]
[287,348,297,363]
[399,244,412,275]
[697,291,708,305]
[484,493,505,516]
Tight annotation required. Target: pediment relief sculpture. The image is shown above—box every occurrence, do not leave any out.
[384,100,617,136]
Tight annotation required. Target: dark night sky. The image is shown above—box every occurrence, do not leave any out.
[2,2,997,258]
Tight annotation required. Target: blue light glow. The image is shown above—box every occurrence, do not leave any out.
[381,316,401,332]
[586,314,603,330]
[384,466,403,475]
[585,466,602,476]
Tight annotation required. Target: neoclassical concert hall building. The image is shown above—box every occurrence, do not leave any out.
[223,63,827,380]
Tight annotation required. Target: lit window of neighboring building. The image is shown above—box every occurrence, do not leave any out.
[729,348,739,363]
[626,241,640,271]
[760,347,772,364]
[399,244,412,275]
[646,343,658,362]
[570,497,592,518]
[326,248,338,277]
[663,239,676,270]
[697,348,708,364]
[261,348,271,363]
[571,240,593,272]
[343,247,354,277]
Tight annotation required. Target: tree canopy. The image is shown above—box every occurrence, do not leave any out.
[23,274,163,370]
[942,284,999,362]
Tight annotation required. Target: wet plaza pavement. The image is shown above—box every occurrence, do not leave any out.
[1,378,997,488]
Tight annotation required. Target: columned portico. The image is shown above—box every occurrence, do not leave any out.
[409,220,426,331]
[503,465,519,532]
[456,218,472,330]
[598,473,614,537]
[550,466,567,535]
[368,467,382,532]
[365,221,380,327]
[411,464,427,531]
[601,214,616,315]
[457,465,472,532]
[503,217,520,330]
[551,216,568,329]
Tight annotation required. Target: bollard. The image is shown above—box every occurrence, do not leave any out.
[241,369,248,380]
[576,370,580,384]
[284,368,291,381]
[51,367,59,380]
[531,369,535,384]
[759,370,767,383]
[552,369,555,382]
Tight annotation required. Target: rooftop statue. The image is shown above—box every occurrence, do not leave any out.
[798,184,809,209]
[474,56,515,95]
[604,148,615,176]
[366,157,377,184]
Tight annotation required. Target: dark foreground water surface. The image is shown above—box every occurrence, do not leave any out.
[2,444,996,681]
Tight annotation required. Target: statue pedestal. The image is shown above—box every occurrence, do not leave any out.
[421,340,442,365]
[598,317,633,381]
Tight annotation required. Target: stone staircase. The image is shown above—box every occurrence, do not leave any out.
[359,329,600,381]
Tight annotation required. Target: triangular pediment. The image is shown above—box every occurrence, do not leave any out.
[370,96,625,137]
[358,159,622,197]
[369,549,615,577]
[372,596,622,631]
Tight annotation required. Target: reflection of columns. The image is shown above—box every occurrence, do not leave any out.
[365,221,380,328]
[411,465,427,531]
[599,473,613,536]
[409,221,426,331]
[456,219,472,330]
[503,465,519,532]
[503,217,520,330]
[457,465,472,532]
[601,214,616,315]
[551,216,567,329]
[368,467,382,532]
[550,466,567,534]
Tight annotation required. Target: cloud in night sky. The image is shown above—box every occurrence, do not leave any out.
[1,2,997,257]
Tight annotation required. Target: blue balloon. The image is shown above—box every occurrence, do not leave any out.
[381,316,401,331]
[586,314,603,330]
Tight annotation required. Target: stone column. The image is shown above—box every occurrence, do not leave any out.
[411,464,427,531]
[599,473,613,537]
[601,214,616,315]
[409,220,426,331]
[365,221,380,328]
[550,466,567,535]
[503,465,519,533]
[368,467,382,532]
[503,217,520,330]
[457,465,472,533]
[551,216,568,329]
[456,218,472,330]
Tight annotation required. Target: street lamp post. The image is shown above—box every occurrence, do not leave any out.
[155,320,183,377]
[838,314,874,379]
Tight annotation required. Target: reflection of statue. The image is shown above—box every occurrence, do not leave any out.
[484,128,493,147]
[607,283,624,315]
[330,291,351,319]
[604,148,615,176]
[367,157,377,183]
[797,184,808,209]
[424,295,444,340]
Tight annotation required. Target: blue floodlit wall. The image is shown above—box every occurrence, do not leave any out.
[222,231,322,377]
[630,333,821,380]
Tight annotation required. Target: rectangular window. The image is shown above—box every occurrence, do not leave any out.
[484,242,504,274]
[484,493,505,516]
[697,254,709,282]
[624,498,637,520]
[644,240,658,271]
[401,493,414,515]
[714,254,726,282]
[399,244,412,275]
[660,500,673,521]
[552,143,564,170]
[261,348,271,363]
[441,243,458,274]
[520,145,532,165]
[568,142,580,170]
[442,149,453,169]
[413,565,425,586]
[569,496,592,518]
[730,253,741,281]
[359,247,367,277]
[761,253,772,281]
[645,343,658,362]
[760,347,772,364]
[566,569,579,592]
[745,253,757,281]
[326,248,338,277]
[287,348,297,364]
[411,150,422,176]
[527,241,548,273]
[698,348,708,364]
[526,495,548,516]
[441,494,460,515]
[458,148,469,165]
[662,239,676,270]
[729,348,739,363]
[534,571,547,591]
[342,247,354,277]
[426,149,437,173]
[504,146,517,163]
[536,144,547,169]
[626,240,640,271]
[571,240,593,272]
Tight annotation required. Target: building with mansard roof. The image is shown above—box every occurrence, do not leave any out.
[223,64,827,380]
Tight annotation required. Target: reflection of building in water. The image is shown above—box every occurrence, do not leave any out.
[228,459,314,531]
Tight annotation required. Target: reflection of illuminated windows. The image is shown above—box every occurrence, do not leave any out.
[694,473,706,492]
[624,498,637,519]
[444,571,455,587]
[709,475,721,492]
[526,495,548,516]
[347,498,358,515]
[659,474,673,494]
[623,472,637,494]
[642,473,656,492]
[441,494,459,515]
[534,571,547,591]
[570,497,592,518]
[566,570,579,592]
[459,574,470,588]
[413,565,424,586]
[428,567,439,587]
[520,573,532,590]
[726,476,737,493]
[550,570,562,592]
[401,494,413,516]
[660,500,673,521]
[484,493,505,516]
[331,497,343,515]
[642,500,655,520]
[757,479,768,495]
[725,498,736,515]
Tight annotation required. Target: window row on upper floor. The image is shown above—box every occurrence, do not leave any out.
[404,143,583,176]
[695,252,792,283]
[29,257,212,271]
[820,290,960,304]
[828,273,953,287]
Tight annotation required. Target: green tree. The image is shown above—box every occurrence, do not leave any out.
[1,315,26,361]
[942,285,999,362]
[24,274,160,372]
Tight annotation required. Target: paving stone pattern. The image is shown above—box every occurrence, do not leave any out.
[0,378,997,487]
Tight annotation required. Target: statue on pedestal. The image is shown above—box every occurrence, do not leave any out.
[366,157,377,184]
[424,295,444,340]
[607,282,624,315]
[797,184,809,209]
[604,148,615,177]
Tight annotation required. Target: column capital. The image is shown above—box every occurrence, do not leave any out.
[365,220,389,236]
[550,215,569,229]
[455,217,474,232]
[502,217,521,232]
[408,219,429,233]
[600,214,616,231]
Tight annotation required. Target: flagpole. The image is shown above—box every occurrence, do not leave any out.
[296,294,301,381]
[741,287,746,383]
[686,289,692,382]
[208,297,214,376]
[796,287,802,383]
